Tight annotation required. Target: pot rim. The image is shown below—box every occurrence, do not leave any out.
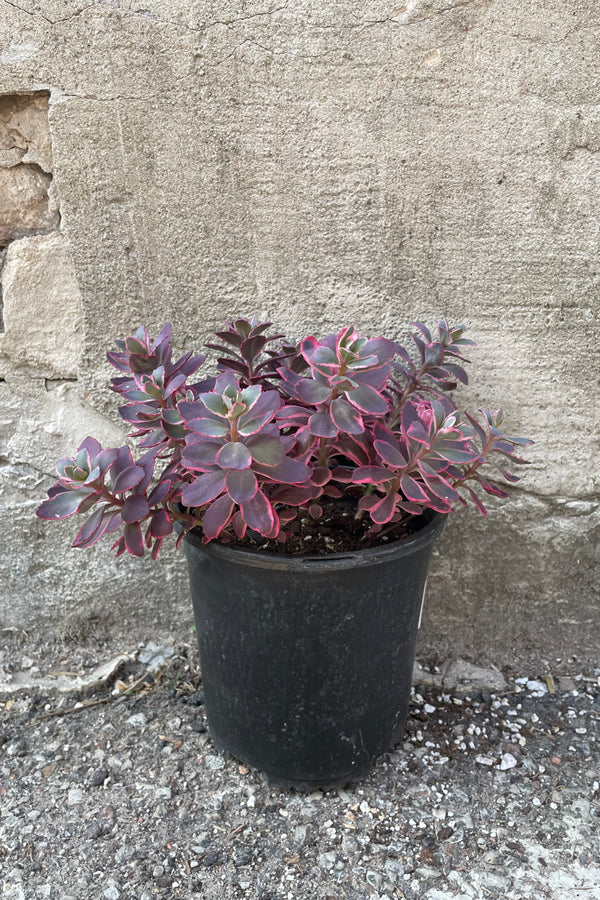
[182,509,447,571]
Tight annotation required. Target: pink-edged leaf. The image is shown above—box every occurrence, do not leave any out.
[111,536,127,557]
[147,480,172,506]
[104,512,123,535]
[374,438,407,468]
[297,378,332,405]
[352,466,392,484]
[202,495,235,541]
[149,508,173,537]
[199,392,229,416]
[163,373,187,399]
[330,397,364,435]
[330,466,354,483]
[255,456,311,485]
[435,447,480,464]
[277,404,309,425]
[217,441,252,470]
[79,436,103,460]
[240,335,267,364]
[112,465,146,493]
[309,411,338,438]
[362,336,397,364]
[123,522,144,557]
[466,486,488,515]
[400,474,430,502]
[139,429,169,449]
[406,420,431,445]
[491,463,521,483]
[181,440,222,470]
[182,471,226,507]
[269,485,314,505]
[421,492,452,513]
[232,512,247,539]
[225,468,257,503]
[476,474,510,498]
[358,494,379,511]
[36,488,96,520]
[423,478,460,502]
[72,506,105,547]
[74,511,122,549]
[308,503,323,519]
[121,494,150,523]
[370,492,398,524]
[311,466,332,486]
[241,490,276,536]
[397,501,425,515]
[347,383,389,415]
[245,434,285,467]
[186,417,230,438]
[237,391,280,436]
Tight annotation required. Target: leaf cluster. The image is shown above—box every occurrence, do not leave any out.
[36,318,532,557]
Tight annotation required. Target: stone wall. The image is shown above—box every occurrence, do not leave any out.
[0,1,598,667]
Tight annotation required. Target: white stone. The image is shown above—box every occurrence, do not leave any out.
[498,753,518,771]
[67,788,84,805]
[0,232,83,377]
[0,92,53,172]
[0,165,58,243]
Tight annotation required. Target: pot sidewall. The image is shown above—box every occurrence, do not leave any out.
[183,512,445,789]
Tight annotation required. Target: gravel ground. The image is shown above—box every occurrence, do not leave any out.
[1,642,599,900]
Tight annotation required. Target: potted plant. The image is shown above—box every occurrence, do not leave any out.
[36,317,531,789]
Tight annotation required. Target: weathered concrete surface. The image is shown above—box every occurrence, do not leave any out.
[0,1,598,664]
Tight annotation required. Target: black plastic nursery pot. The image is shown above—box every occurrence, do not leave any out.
[183,511,445,790]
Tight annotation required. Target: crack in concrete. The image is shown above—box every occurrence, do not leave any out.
[2,1,100,26]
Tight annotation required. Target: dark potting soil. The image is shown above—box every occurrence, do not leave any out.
[192,496,432,556]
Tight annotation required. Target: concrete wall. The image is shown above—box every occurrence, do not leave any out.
[0,1,598,667]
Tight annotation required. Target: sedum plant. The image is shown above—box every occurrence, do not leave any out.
[36,318,532,557]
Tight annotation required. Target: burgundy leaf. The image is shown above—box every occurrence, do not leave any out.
[202,495,235,540]
[72,506,105,547]
[241,489,276,536]
[121,494,150,523]
[434,447,480,464]
[36,488,96,520]
[297,379,332,405]
[466,486,488,514]
[352,466,392,484]
[310,466,332,486]
[225,468,258,503]
[255,457,311,485]
[112,465,146,493]
[237,391,280,436]
[149,508,173,537]
[148,480,171,506]
[347,382,389,415]
[400,474,430,502]
[269,485,314,505]
[182,471,226,507]
[374,438,407,468]
[330,398,364,435]
[217,441,253,470]
[246,434,285,467]
[181,441,222,470]
[123,522,144,557]
[370,491,398,524]
[185,417,230,438]
[309,411,338,438]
